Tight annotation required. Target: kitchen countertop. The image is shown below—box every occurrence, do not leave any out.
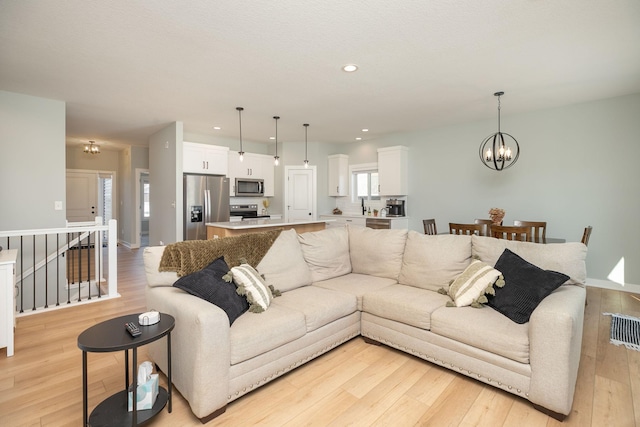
[206,218,333,230]
[320,213,409,220]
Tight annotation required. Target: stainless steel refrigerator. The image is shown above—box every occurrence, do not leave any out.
[183,174,230,240]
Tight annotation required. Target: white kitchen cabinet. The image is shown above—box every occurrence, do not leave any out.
[183,142,229,175]
[227,152,275,197]
[377,146,408,196]
[0,249,17,357]
[328,154,349,196]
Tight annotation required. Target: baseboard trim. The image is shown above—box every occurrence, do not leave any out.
[586,278,640,294]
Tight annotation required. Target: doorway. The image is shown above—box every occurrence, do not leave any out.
[284,166,317,222]
[135,169,150,248]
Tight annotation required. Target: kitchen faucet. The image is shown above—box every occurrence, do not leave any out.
[361,198,365,215]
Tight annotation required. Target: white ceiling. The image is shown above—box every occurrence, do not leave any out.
[1,1,639,150]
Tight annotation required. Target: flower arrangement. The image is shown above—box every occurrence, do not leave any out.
[489,208,505,225]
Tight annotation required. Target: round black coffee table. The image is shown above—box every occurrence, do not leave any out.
[77,313,174,426]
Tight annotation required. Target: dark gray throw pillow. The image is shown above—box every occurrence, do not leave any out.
[173,256,249,325]
[488,249,569,324]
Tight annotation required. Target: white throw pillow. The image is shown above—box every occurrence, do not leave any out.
[257,229,313,292]
[230,264,273,312]
[446,260,503,307]
[298,227,351,282]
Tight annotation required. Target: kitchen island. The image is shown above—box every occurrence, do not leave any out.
[206,218,331,239]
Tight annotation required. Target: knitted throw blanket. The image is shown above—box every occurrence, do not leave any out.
[159,229,282,277]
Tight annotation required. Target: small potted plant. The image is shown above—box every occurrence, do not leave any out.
[373,209,379,217]
[489,208,505,225]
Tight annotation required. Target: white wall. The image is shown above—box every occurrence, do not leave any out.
[0,91,66,230]
[335,93,640,285]
[149,122,182,245]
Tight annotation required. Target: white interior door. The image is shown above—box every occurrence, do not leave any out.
[66,171,98,222]
[285,166,316,222]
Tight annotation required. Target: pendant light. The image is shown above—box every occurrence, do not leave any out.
[479,92,520,171]
[236,107,244,162]
[303,123,310,168]
[273,116,280,166]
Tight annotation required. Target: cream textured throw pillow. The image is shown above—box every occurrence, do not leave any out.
[444,260,503,307]
[298,227,351,282]
[257,229,313,292]
[230,264,274,313]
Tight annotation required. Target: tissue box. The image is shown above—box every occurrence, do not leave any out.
[127,373,159,411]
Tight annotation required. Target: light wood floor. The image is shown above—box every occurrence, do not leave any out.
[1,246,639,426]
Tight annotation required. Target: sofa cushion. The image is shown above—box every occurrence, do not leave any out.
[348,227,408,280]
[298,227,352,282]
[362,284,451,330]
[471,235,587,286]
[313,273,396,310]
[446,260,503,307]
[230,264,274,313]
[229,304,306,365]
[257,229,313,292]
[430,304,530,364]
[272,286,357,332]
[143,246,179,287]
[172,257,249,325]
[398,231,472,292]
[488,249,569,324]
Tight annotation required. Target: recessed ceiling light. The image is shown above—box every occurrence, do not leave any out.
[342,64,358,73]
[362,128,369,132]
[355,137,362,141]
[213,126,221,130]
[269,136,275,140]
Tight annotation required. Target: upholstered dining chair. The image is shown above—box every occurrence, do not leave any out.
[513,220,547,243]
[581,226,593,246]
[474,219,493,237]
[449,223,484,236]
[423,219,437,235]
[490,225,531,241]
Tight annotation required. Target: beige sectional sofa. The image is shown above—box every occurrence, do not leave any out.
[143,226,587,422]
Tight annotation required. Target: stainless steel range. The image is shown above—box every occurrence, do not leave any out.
[230,204,271,220]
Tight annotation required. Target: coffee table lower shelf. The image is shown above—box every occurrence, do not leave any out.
[89,387,168,426]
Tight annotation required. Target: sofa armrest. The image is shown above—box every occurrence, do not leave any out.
[146,286,231,419]
[528,284,586,416]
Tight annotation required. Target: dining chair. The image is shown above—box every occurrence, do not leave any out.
[513,220,547,243]
[581,226,593,246]
[449,223,484,236]
[490,225,531,241]
[423,219,437,235]
[474,219,493,237]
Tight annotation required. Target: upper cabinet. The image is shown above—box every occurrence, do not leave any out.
[183,142,229,175]
[377,146,408,196]
[227,152,275,197]
[328,154,349,196]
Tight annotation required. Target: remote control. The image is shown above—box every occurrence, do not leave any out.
[125,322,141,337]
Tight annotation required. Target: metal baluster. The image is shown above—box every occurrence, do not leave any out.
[20,236,24,313]
[45,234,49,309]
[67,233,71,304]
[56,234,60,306]
[87,232,91,300]
[32,235,36,311]
[77,232,82,302]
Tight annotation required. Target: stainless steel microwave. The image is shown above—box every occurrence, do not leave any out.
[235,178,264,197]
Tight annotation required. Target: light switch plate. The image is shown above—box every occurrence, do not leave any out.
[54,201,63,210]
